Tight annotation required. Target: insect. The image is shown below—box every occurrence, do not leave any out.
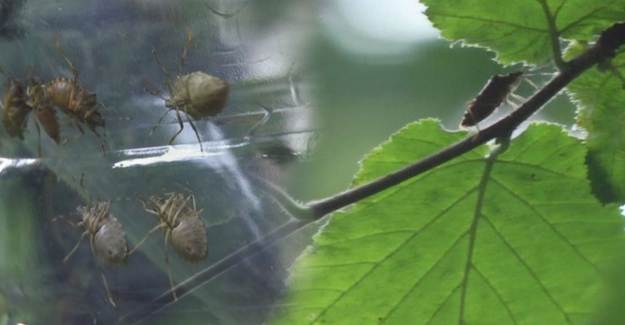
[2,78,32,139]
[26,45,105,136]
[61,201,129,307]
[1,78,61,155]
[63,201,129,265]
[149,31,230,151]
[133,192,208,300]
[460,71,523,127]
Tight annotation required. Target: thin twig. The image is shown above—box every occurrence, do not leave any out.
[119,22,625,325]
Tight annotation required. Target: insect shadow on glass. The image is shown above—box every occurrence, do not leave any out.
[131,191,208,301]
[0,68,60,156]
[146,31,230,152]
[60,201,130,307]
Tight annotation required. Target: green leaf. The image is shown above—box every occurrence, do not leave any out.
[421,0,625,65]
[566,48,625,203]
[271,120,625,324]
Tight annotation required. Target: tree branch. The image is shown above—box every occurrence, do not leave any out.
[119,22,625,324]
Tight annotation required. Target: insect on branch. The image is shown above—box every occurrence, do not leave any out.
[120,22,625,324]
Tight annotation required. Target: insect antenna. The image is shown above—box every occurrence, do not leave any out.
[152,47,174,82]
[178,30,194,75]
[53,37,79,80]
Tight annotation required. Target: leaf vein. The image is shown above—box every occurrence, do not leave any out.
[471,264,519,325]
[482,216,573,324]
[307,187,478,324]
[489,178,601,274]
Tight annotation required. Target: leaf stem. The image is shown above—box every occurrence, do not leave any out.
[120,22,625,324]
[538,0,567,70]
[458,137,509,324]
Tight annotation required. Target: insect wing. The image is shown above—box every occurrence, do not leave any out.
[2,80,31,139]
[36,105,61,143]
[460,71,523,127]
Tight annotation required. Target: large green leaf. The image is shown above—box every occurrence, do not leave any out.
[566,48,625,203]
[421,0,625,65]
[272,120,625,324]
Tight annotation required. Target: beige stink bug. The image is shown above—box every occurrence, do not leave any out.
[149,31,230,151]
[133,192,208,299]
[62,201,129,307]
[63,201,129,264]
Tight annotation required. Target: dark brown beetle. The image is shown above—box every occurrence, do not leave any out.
[460,71,523,127]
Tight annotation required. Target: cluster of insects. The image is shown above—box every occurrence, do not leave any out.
[0,44,105,154]
[61,191,208,306]
[0,32,232,154]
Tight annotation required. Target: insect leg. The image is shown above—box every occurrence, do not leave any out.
[100,272,117,308]
[190,193,197,211]
[521,77,540,90]
[168,109,186,146]
[129,222,166,255]
[63,230,89,263]
[152,48,174,81]
[34,116,42,157]
[164,229,178,301]
[179,30,193,74]
[171,194,192,227]
[184,112,204,152]
[149,109,173,136]
[73,119,85,134]
[508,93,527,106]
